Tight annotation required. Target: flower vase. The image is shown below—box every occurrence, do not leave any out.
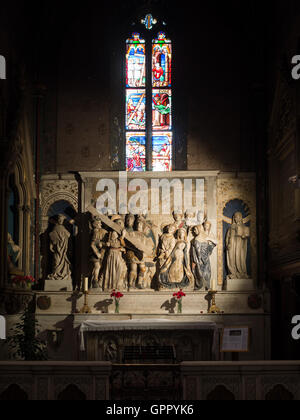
[177,299,182,314]
[115,299,120,314]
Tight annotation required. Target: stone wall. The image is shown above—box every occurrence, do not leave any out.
[0,362,111,400]
[182,361,300,400]
[35,1,267,175]
[0,361,299,400]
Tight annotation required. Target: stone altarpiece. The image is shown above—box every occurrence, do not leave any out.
[30,171,271,362]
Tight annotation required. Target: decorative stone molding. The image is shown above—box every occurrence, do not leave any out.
[0,376,34,397]
[36,377,49,400]
[0,362,299,400]
[36,296,52,311]
[184,377,198,400]
[244,376,257,400]
[95,378,107,400]
[262,376,300,400]
[203,376,241,400]
[0,288,34,315]
[40,175,79,232]
[53,376,92,400]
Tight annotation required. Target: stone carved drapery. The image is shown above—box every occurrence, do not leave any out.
[47,215,72,283]
[89,217,108,289]
[102,230,127,291]
[225,211,250,280]
[159,228,194,289]
[191,222,217,290]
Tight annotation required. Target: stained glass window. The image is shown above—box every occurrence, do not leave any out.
[152,32,172,88]
[152,133,172,171]
[141,14,157,30]
[126,33,146,88]
[126,133,146,172]
[126,30,173,172]
[126,90,146,130]
[152,89,172,131]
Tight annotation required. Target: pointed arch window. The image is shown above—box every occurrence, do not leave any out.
[125,28,173,172]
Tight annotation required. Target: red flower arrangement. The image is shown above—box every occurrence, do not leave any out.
[173,289,186,314]
[12,275,36,289]
[173,289,186,300]
[111,290,124,313]
[111,290,124,299]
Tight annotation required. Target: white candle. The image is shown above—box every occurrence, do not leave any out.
[84,277,89,292]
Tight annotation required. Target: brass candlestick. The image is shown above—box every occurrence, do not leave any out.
[208,290,221,314]
[80,291,92,314]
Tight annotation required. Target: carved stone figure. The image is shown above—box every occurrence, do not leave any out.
[102,229,127,291]
[184,210,197,228]
[7,233,23,276]
[157,224,177,269]
[125,213,135,233]
[125,217,148,290]
[191,221,217,290]
[184,210,198,244]
[159,228,193,288]
[90,218,108,289]
[104,340,118,362]
[226,212,250,279]
[47,214,72,282]
[173,212,185,230]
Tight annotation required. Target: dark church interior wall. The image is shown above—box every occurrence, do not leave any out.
[31,0,267,174]
[266,0,300,359]
[0,0,300,360]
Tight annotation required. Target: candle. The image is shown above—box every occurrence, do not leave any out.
[84,277,89,292]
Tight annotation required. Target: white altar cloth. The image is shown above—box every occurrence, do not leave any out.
[79,319,218,353]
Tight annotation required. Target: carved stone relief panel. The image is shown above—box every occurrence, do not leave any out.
[80,171,219,292]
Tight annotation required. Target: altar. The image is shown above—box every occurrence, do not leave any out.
[30,170,271,363]
[78,319,219,362]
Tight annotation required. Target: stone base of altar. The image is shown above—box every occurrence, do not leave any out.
[44,279,72,292]
[35,290,268,315]
[26,311,271,363]
[226,278,254,292]
[0,290,267,363]
[78,319,219,362]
